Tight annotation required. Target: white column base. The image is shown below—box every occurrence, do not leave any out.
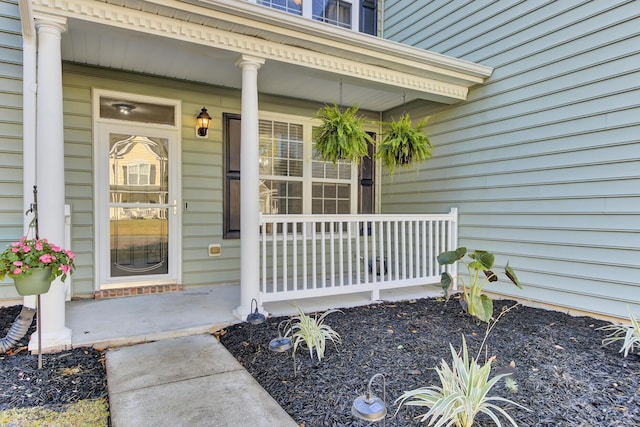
[28,326,72,353]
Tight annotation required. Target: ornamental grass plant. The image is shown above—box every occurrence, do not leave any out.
[599,309,640,357]
[285,305,342,362]
[395,335,526,427]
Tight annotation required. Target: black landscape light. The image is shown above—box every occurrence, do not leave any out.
[246,298,266,325]
[352,373,387,423]
[269,320,292,352]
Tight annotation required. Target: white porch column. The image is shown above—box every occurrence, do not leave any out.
[233,55,265,321]
[29,14,71,351]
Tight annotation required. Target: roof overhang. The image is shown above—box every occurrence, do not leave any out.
[29,0,493,112]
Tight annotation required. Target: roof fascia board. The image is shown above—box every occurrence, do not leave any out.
[165,0,493,84]
[31,0,474,102]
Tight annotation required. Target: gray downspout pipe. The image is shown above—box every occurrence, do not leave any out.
[0,306,36,353]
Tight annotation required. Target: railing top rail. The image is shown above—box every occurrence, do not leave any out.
[260,211,458,224]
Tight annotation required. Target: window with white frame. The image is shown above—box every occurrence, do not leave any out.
[258,117,357,216]
[256,0,357,30]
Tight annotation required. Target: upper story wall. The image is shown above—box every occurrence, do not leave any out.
[381,0,640,319]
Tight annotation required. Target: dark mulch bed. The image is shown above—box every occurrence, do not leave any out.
[220,298,640,426]
[0,305,107,411]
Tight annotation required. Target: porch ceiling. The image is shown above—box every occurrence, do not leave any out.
[32,0,493,113]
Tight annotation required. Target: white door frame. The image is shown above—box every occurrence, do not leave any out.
[92,89,182,290]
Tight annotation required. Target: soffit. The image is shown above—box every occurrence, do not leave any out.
[32,0,493,112]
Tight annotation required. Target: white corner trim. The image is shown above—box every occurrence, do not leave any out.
[18,0,36,38]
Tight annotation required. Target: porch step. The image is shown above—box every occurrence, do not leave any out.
[94,284,184,299]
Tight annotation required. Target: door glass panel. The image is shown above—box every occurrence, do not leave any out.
[109,134,169,277]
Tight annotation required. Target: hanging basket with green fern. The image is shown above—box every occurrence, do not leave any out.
[313,103,373,164]
[377,113,433,175]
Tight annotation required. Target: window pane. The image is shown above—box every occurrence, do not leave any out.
[312,183,322,197]
[289,160,303,177]
[337,199,350,214]
[287,198,302,214]
[290,123,303,141]
[312,0,351,28]
[259,0,302,15]
[338,162,351,179]
[312,182,350,214]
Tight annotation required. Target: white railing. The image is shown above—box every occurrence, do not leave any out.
[259,208,458,303]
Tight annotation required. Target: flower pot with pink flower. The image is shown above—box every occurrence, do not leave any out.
[0,237,75,296]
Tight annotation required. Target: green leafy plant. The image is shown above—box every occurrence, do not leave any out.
[285,305,342,361]
[395,335,526,427]
[599,309,640,357]
[437,247,521,323]
[377,113,433,175]
[313,103,373,164]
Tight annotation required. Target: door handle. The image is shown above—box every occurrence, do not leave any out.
[173,200,177,215]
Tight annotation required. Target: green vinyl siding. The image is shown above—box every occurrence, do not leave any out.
[61,63,327,296]
[61,63,240,295]
[381,0,640,319]
[0,0,23,299]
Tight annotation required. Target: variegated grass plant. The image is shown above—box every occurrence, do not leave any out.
[599,309,640,358]
[395,304,528,427]
[396,336,526,427]
[285,305,342,362]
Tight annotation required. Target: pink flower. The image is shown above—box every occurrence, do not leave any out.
[2,236,75,281]
[39,254,53,263]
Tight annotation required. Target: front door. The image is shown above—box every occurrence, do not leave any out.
[94,93,180,288]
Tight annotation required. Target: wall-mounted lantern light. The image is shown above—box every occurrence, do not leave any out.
[196,107,212,138]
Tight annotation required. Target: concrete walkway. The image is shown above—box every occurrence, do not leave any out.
[106,334,298,427]
[65,283,440,426]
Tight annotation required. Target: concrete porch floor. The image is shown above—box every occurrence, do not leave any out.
[66,283,443,349]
